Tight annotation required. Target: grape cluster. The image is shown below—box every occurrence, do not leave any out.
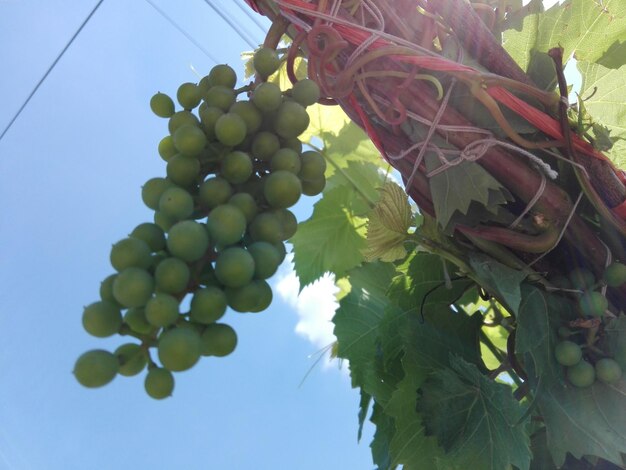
[74,48,324,398]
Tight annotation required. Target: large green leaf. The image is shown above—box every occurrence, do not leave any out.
[417,356,532,470]
[503,0,626,71]
[469,253,527,314]
[323,160,382,214]
[369,402,396,470]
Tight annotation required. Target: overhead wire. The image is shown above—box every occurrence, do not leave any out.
[202,0,259,49]
[234,0,269,36]
[0,0,105,142]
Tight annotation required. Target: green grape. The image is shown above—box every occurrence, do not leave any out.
[173,125,207,156]
[199,176,233,209]
[595,358,622,384]
[214,247,255,288]
[82,301,123,338]
[168,110,200,135]
[214,113,247,146]
[198,104,223,139]
[264,171,302,209]
[273,101,309,139]
[206,204,247,246]
[154,257,190,294]
[281,137,302,154]
[299,151,327,181]
[301,176,326,196]
[554,340,582,366]
[247,241,282,280]
[166,155,201,187]
[198,75,212,92]
[251,131,280,161]
[158,136,178,161]
[226,279,272,313]
[557,326,573,338]
[228,192,258,222]
[149,251,168,270]
[190,286,227,324]
[208,64,237,88]
[110,237,152,271]
[130,223,166,252]
[124,307,154,335]
[230,101,262,135]
[166,220,210,262]
[204,85,236,112]
[253,47,280,78]
[99,274,119,304]
[569,267,596,291]
[115,343,147,377]
[567,360,595,388]
[157,327,201,371]
[145,293,180,327]
[154,211,176,232]
[158,187,194,221]
[273,208,298,239]
[270,148,301,174]
[142,177,174,210]
[112,267,154,308]
[177,82,202,109]
[74,350,119,388]
[220,151,253,184]
[144,367,175,399]
[249,212,283,244]
[240,175,265,200]
[198,263,219,286]
[273,241,287,263]
[150,92,175,118]
[251,82,282,112]
[578,291,608,317]
[291,78,320,107]
[604,262,626,287]
[200,323,237,357]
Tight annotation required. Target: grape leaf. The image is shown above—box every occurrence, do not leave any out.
[603,314,626,369]
[323,161,383,215]
[417,356,532,470]
[369,402,396,470]
[503,0,626,71]
[362,182,413,263]
[357,390,372,442]
[469,253,528,314]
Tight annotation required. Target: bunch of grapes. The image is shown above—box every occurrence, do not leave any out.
[74,48,324,399]
[552,262,626,388]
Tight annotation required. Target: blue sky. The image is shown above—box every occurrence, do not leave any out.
[0,1,375,469]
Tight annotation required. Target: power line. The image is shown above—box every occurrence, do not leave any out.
[0,0,105,142]
[203,0,258,49]
[234,0,269,36]
[143,0,220,65]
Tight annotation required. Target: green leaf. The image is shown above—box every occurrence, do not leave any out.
[503,0,626,71]
[323,160,382,215]
[357,390,372,442]
[417,356,532,470]
[362,182,413,263]
[300,102,351,147]
[603,314,626,369]
[290,185,367,287]
[469,253,527,314]
[369,402,396,470]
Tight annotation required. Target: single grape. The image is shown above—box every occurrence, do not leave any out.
[142,177,174,210]
[253,47,280,78]
[247,241,282,280]
[168,110,200,135]
[214,113,247,146]
[200,323,237,357]
[251,131,280,161]
[595,358,622,384]
[150,92,175,118]
[221,151,253,184]
[249,212,283,244]
[230,101,262,135]
[82,301,123,338]
[166,155,201,187]
[99,274,119,304]
[273,208,298,239]
[264,171,302,209]
[557,326,572,338]
[569,267,596,291]
[198,104,223,139]
[301,176,326,196]
[158,187,194,221]
[270,148,301,174]
[154,257,190,294]
[251,82,282,112]
[177,82,202,109]
[166,220,210,262]
[273,241,287,263]
[208,64,237,88]
[124,307,154,335]
[145,293,180,327]
[291,78,320,107]
[74,350,119,388]
[199,176,233,209]
[554,340,582,366]
[190,286,228,324]
[281,137,302,154]
[154,211,176,232]
[158,135,178,161]
[144,367,175,399]
[110,237,152,271]
[206,204,247,246]
[273,101,310,139]
[157,327,201,372]
[173,125,207,156]
[115,343,147,377]
[604,262,626,287]
[299,151,327,181]
[567,360,595,388]
[228,192,258,222]
[112,267,154,308]
[226,279,272,313]
[130,223,166,252]
[214,247,255,288]
[578,291,608,317]
[204,85,236,112]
